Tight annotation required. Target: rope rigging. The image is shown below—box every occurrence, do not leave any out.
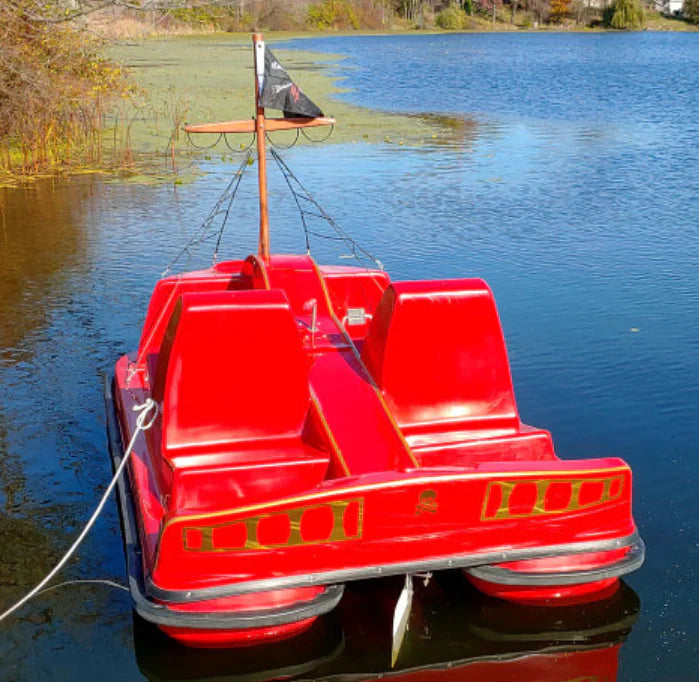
[265,128,300,150]
[166,131,383,279]
[223,132,256,153]
[300,123,334,144]
[161,150,253,277]
[185,131,223,151]
[270,147,383,272]
[185,123,334,155]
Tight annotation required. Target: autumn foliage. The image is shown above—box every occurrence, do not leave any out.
[0,0,133,174]
[307,0,360,28]
[548,0,571,22]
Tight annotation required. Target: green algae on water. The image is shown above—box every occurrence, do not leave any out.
[105,34,445,162]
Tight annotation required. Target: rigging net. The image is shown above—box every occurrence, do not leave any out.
[269,147,383,272]
[161,150,253,277]
[162,145,383,279]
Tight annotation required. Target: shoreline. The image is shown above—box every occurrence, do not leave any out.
[2,27,695,187]
[232,23,698,37]
[3,34,433,188]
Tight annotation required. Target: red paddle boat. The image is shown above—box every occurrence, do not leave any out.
[106,34,644,648]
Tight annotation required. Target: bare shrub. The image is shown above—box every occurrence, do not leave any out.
[0,0,134,174]
[307,0,360,28]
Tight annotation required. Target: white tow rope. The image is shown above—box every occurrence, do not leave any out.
[0,398,158,624]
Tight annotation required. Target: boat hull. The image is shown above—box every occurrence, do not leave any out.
[466,541,645,605]
[132,573,641,681]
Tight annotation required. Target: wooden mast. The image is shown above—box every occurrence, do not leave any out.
[184,33,334,264]
[252,33,270,261]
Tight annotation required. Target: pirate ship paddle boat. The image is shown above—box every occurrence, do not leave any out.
[106,34,644,648]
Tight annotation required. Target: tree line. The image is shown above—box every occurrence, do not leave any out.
[148,0,699,30]
[6,0,695,30]
[0,0,135,176]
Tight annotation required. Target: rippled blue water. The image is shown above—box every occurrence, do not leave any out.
[1,32,698,680]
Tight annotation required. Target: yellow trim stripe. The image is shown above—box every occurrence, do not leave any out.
[479,474,625,522]
[162,465,629,530]
[310,388,351,477]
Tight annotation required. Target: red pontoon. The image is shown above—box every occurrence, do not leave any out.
[133,577,640,679]
[106,34,644,648]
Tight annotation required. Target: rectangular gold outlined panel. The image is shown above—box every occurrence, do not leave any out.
[480,475,625,521]
[182,497,364,553]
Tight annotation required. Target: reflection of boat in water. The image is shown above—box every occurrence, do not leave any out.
[106,32,644,649]
[133,573,640,682]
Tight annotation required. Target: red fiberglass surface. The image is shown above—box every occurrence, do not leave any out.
[112,253,641,645]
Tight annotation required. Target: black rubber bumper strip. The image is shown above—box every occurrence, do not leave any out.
[465,538,645,586]
[144,530,643,604]
[104,375,344,629]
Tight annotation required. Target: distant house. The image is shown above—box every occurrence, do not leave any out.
[667,0,684,13]
[651,0,684,14]
[581,0,684,13]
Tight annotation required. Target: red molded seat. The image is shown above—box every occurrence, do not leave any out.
[150,289,330,509]
[361,279,554,461]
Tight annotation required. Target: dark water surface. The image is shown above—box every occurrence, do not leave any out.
[1,32,698,680]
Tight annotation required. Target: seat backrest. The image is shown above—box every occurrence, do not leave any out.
[152,289,310,457]
[137,265,245,363]
[361,279,518,435]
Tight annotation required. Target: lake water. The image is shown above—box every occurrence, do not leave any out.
[1,32,698,680]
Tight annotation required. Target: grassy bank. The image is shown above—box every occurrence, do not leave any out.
[0,32,446,187]
[104,21,696,178]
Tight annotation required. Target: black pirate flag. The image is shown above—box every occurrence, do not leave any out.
[260,48,324,119]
